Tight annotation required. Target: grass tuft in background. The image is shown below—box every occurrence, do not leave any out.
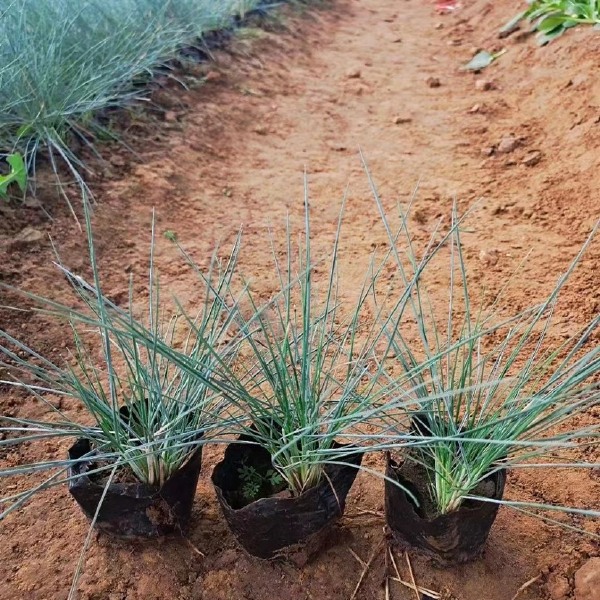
[0,0,305,206]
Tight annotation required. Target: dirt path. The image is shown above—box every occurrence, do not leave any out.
[1,1,599,599]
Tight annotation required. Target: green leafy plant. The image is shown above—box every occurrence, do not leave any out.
[0,153,27,199]
[238,461,284,502]
[502,1,600,45]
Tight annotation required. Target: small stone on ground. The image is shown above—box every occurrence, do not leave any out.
[497,136,518,154]
[575,558,600,600]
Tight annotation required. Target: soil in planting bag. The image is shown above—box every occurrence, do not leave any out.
[212,436,364,564]
[68,438,203,539]
[385,413,506,564]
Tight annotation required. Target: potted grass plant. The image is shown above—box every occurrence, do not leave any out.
[0,217,242,539]
[207,213,375,564]
[201,198,388,563]
[368,176,600,563]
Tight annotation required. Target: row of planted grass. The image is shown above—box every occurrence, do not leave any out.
[3,0,599,204]
[0,0,297,203]
[1,168,599,562]
[3,0,600,201]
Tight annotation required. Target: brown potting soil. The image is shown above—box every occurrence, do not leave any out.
[1,0,599,598]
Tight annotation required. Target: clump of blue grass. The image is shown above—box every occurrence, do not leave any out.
[0,208,243,519]
[366,157,600,525]
[0,0,292,210]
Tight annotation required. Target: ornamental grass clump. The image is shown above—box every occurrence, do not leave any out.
[355,160,600,561]
[0,0,286,202]
[0,216,242,523]
[370,182,600,522]
[175,190,406,498]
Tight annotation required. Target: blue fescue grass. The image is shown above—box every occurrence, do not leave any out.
[0,0,297,207]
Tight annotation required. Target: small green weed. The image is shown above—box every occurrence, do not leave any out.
[0,153,27,199]
[238,462,285,502]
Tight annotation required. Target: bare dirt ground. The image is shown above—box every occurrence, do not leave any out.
[0,0,599,598]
